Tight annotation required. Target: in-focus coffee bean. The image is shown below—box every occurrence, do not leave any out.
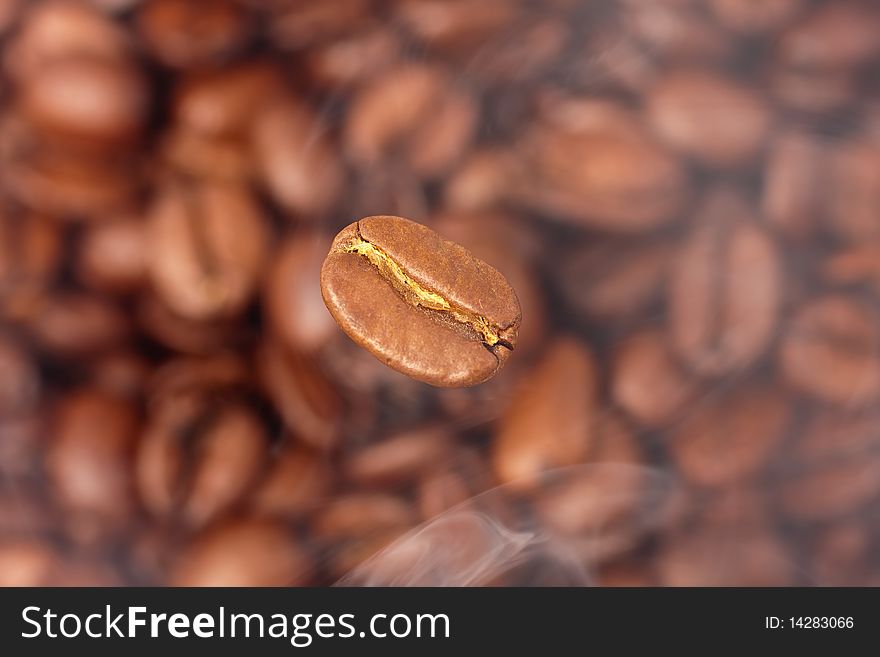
[320,215,521,387]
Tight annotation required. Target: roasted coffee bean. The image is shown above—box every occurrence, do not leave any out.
[776,453,880,523]
[170,518,312,586]
[3,0,133,82]
[762,131,826,241]
[517,115,689,231]
[0,332,40,417]
[778,1,880,70]
[18,55,148,149]
[779,295,880,406]
[27,292,130,357]
[630,0,733,63]
[710,0,803,33]
[557,238,672,322]
[321,215,521,387]
[670,385,791,487]
[656,527,794,586]
[147,180,269,320]
[137,396,269,528]
[264,231,337,354]
[311,493,416,542]
[250,442,334,519]
[491,337,596,487]
[306,27,398,89]
[0,208,61,318]
[267,0,373,50]
[258,339,342,450]
[647,70,772,167]
[77,215,148,293]
[611,330,697,427]
[344,423,451,487]
[669,189,781,376]
[46,389,139,541]
[344,63,477,178]
[137,0,251,69]
[825,141,880,244]
[251,95,344,218]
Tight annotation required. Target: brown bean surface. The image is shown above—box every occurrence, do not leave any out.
[321,215,521,387]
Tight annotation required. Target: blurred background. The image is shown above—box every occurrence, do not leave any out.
[1,0,880,586]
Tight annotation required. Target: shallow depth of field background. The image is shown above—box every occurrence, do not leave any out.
[1,0,880,586]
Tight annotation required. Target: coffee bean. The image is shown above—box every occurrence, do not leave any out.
[251,95,344,218]
[710,0,803,33]
[170,518,312,586]
[669,189,781,375]
[258,339,342,450]
[491,337,596,487]
[518,115,689,231]
[264,231,338,354]
[321,215,521,387]
[611,329,697,427]
[779,295,880,406]
[249,442,334,519]
[147,180,269,320]
[46,389,139,541]
[19,54,148,149]
[77,215,148,293]
[137,0,251,69]
[647,70,772,167]
[344,423,452,487]
[344,63,477,178]
[670,385,791,487]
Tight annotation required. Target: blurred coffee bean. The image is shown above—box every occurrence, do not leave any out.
[611,330,697,427]
[0,207,61,317]
[669,189,781,376]
[251,95,344,218]
[137,294,246,356]
[778,1,880,70]
[670,385,791,487]
[136,0,251,69]
[0,118,141,217]
[647,70,772,167]
[762,131,826,241]
[258,339,342,450]
[345,63,477,178]
[517,112,688,231]
[779,295,880,406]
[148,180,269,320]
[630,0,733,63]
[137,396,269,529]
[27,292,130,357]
[825,141,880,244]
[267,0,373,50]
[3,0,133,82]
[250,442,334,519]
[394,0,518,53]
[656,528,794,585]
[311,493,416,542]
[18,55,148,150]
[776,453,880,523]
[345,424,451,487]
[46,389,139,542]
[710,0,803,34]
[170,518,312,586]
[0,539,60,586]
[557,238,672,323]
[0,332,40,416]
[264,231,337,354]
[87,349,152,399]
[442,148,515,212]
[307,27,398,90]
[492,338,597,488]
[77,215,148,293]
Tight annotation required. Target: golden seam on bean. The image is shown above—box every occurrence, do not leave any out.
[340,232,504,348]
